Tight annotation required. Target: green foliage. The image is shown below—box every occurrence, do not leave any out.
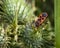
[0,0,55,48]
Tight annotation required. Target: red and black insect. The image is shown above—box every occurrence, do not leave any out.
[34,12,48,27]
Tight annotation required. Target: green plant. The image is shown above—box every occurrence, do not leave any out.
[0,0,55,48]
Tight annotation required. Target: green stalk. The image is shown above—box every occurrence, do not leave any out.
[13,0,21,41]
